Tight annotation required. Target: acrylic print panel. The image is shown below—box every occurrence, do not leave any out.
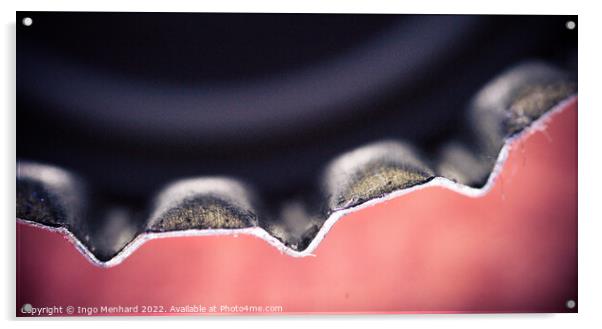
[16,12,577,316]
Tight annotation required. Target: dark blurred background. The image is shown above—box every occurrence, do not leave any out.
[16,13,577,209]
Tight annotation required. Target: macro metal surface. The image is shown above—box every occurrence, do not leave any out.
[17,13,577,263]
[17,61,576,263]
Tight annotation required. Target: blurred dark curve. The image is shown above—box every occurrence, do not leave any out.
[17,13,577,211]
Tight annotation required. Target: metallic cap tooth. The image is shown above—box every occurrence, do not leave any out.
[17,161,88,228]
[322,141,435,211]
[274,201,324,251]
[147,177,260,231]
[436,142,493,187]
[16,162,142,261]
[82,207,142,262]
[469,61,576,155]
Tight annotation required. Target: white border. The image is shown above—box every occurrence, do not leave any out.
[3,1,601,327]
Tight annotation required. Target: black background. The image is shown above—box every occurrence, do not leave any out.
[17,13,577,210]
